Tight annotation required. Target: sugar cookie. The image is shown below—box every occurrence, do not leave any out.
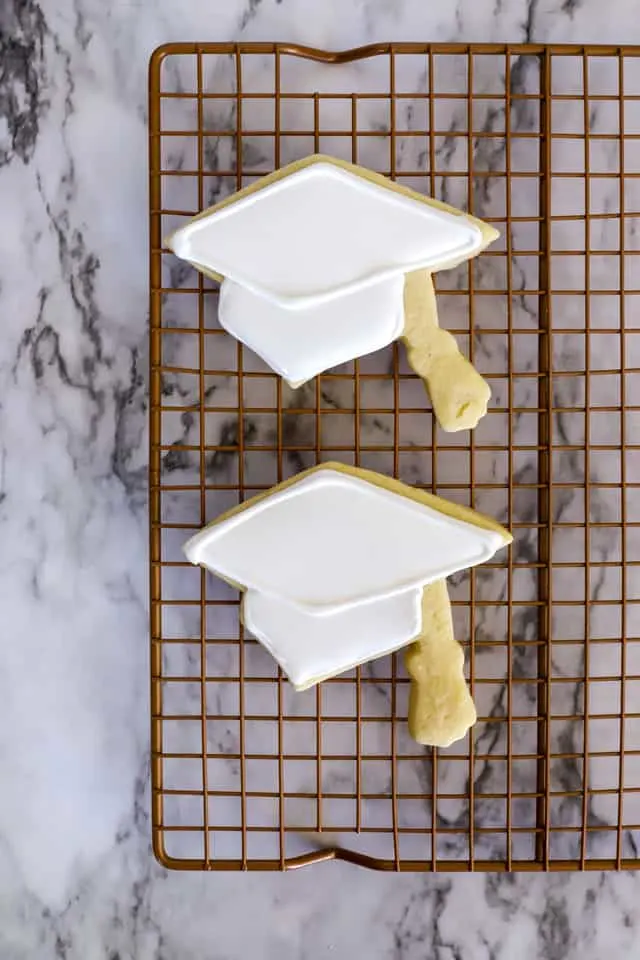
[405,579,477,748]
[168,155,498,399]
[184,462,511,689]
[403,269,491,432]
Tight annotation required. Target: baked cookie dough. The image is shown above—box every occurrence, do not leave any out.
[405,579,477,748]
[183,462,511,690]
[403,268,491,432]
[168,155,497,422]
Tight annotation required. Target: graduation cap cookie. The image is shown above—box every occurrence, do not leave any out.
[168,155,497,431]
[184,463,511,748]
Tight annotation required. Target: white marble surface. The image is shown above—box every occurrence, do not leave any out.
[3,0,640,957]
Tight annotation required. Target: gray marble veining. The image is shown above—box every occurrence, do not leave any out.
[2,0,640,958]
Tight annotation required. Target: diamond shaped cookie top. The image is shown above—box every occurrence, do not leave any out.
[184,463,511,614]
[168,155,491,308]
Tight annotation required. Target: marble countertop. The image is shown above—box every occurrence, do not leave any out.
[3,0,640,957]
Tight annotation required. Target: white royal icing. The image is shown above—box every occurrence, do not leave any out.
[242,588,423,691]
[183,468,508,615]
[169,159,483,309]
[218,274,405,386]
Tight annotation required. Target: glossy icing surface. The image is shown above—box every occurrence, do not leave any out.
[218,274,405,386]
[243,587,423,690]
[183,468,508,614]
[169,160,484,308]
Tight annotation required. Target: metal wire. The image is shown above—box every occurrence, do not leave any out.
[149,42,640,871]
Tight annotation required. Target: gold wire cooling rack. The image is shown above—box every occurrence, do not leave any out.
[149,42,640,872]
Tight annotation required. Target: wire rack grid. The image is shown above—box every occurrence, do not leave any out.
[149,42,640,872]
